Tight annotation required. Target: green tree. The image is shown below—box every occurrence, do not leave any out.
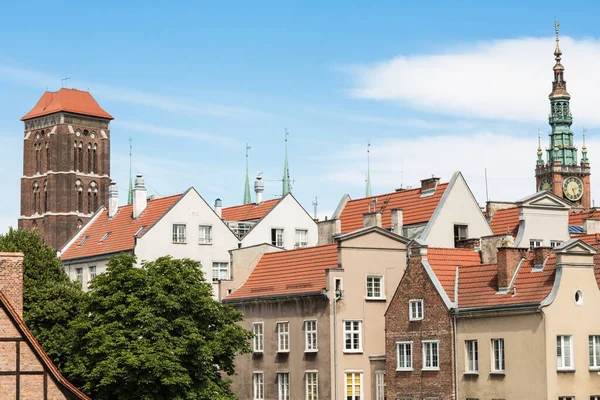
[0,228,86,372]
[66,254,251,400]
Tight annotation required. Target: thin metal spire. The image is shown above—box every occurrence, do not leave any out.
[282,129,291,196]
[582,127,589,163]
[366,141,372,197]
[243,143,252,204]
[127,138,133,205]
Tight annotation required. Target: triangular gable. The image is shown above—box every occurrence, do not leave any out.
[554,238,598,255]
[336,225,411,245]
[516,190,571,210]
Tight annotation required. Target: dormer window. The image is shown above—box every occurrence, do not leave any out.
[99,232,111,243]
[453,224,468,247]
[530,239,542,249]
[78,236,89,246]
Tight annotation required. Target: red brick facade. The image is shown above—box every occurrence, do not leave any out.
[18,107,112,250]
[386,250,455,400]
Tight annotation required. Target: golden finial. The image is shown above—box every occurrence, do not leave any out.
[554,17,562,58]
[537,129,543,156]
[583,127,588,149]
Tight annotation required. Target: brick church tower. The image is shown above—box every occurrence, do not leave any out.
[535,20,591,208]
[18,88,113,249]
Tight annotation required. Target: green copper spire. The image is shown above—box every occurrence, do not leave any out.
[546,18,578,166]
[582,128,589,163]
[282,129,291,196]
[127,138,133,205]
[366,141,372,197]
[243,143,252,204]
[537,130,544,165]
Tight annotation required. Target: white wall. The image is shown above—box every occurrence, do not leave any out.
[65,258,110,290]
[423,172,492,247]
[514,202,570,248]
[241,194,317,249]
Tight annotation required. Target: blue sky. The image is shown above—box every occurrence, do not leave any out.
[1,1,600,231]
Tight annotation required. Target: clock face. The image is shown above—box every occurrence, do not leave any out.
[562,177,584,201]
[538,179,552,192]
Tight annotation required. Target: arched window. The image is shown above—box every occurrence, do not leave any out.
[45,142,50,171]
[78,142,83,172]
[31,220,38,231]
[87,143,92,173]
[73,141,78,171]
[76,180,83,212]
[92,144,98,174]
[88,182,98,213]
[43,181,48,213]
[32,181,40,214]
[35,144,41,173]
[76,219,83,229]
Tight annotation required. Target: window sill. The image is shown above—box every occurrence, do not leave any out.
[409,318,424,322]
[590,367,600,372]
[198,243,213,245]
[396,368,413,372]
[343,350,363,354]
[463,371,479,376]
[557,368,575,373]
[422,367,440,372]
[277,350,290,354]
[253,351,264,355]
[490,371,505,375]
[172,241,187,244]
[365,297,387,302]
[304,349,318,354]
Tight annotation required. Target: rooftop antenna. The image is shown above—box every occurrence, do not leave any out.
[400,158,404,189]
[312,197,318,219]
[282,128,291,195]
[243,143,252,204]
[366,141,372,197]
[484,168,489,202]
[60,76,70,88]
[127,138,133,205]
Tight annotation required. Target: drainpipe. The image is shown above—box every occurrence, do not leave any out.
[334,288,342,400]
[453,312,458,400]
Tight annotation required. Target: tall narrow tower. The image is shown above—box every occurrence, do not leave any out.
[18,88,113,249]
[535,20,591,208]
[282,129,291,196]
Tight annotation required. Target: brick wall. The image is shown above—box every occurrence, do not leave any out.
[0,253,23,317]
[386,251,455,400]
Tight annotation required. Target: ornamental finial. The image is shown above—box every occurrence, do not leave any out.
[554,17,562,58]
[582,127,589,163]
[537,129,544,165]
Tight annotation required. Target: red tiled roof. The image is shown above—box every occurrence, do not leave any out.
[221,198,279,221]
[0,291,90,399]
[427,248,482,302]
[338,183,449,234]
[225,244,338,301]
[489,207,519,236]
[22,88,114,120]
[569,208,600,227]
[61,194,181,261]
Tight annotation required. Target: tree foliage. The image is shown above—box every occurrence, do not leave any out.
[0,228,86,371]
[65,254,252,400]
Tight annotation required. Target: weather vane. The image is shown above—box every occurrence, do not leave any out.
[554,17,560,39]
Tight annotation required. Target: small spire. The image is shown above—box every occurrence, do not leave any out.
[537,130,544,165]
[366,141,372,197]
[554,17,562,60]
[127,138,133,205]
[282,129,291,196]
[243,143,252,204]
[550,17,570,99]
[582,127,589,164]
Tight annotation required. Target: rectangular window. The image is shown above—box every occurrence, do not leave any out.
[252,323,264,353]
[295,229,308,248]
[529,239,542,249]
[591,396,600,400]
[590,335,600,369]
[198,225,212,244]
[366,275,384,299]
[277,322,290,352]
[466,340,479,373]
[172,224,186,243]
[305,371,318,400]
[454,224,468,246]
[492,338,505,372]
[558,397,574,400]
[212,262,230,282]
[396,341,413,371]
[277,372,290,400]
[551,240,562,248]
[375,371,385,400]
[335,278,344,299]
[272,228,284,247]
[557,335,574,370]
[345,372,362,400]
[343,320,362,352]
[253,372,264,400]
[409,299,424,321]
[89,266,97,281]
[75,268,83,286]
[423,340,440,370]
[305,320,318,352]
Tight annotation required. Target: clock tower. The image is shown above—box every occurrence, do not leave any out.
[535,20,591,208]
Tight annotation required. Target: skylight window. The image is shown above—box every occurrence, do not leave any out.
[134,226,146,237]
[78,236,89,246]
[99,232,111,243]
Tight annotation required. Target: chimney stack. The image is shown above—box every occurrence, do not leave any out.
[363,211,382,228]
[533,246,553,268]
[108,182,119,218]
[254,172,264,204]
[391,208,403,235]
[132,174,147,220]
[496,247,526,290]
[317,218,341,245]
[215,198,222,218]
[420,176,440,194]
[0,253,24,317]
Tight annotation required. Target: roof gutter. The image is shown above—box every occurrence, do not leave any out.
[453,302,540,316]
[223,290,326,304]
[61,249,134,265]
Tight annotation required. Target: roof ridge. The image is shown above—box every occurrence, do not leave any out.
[348,182,450,203]
[262,243,338,257]
[222,198,278,210]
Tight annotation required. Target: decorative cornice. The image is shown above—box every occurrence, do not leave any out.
[22,171,111,180]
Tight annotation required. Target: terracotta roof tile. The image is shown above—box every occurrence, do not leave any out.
[61,194,181,261]
[338,183,449,234]
[224,244,338,301]
[221,198,280,221]
[427,248,482,302]
[569,208,600,227]
[22,88,113,120]
[489,207,519,236]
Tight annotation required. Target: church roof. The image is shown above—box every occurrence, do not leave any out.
[21,88,114,121]
[61,194,182,261]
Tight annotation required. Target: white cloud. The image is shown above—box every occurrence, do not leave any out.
[345,37,600,125]
[114,121,240,147]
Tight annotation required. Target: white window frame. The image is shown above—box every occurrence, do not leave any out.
[590,335,600,370]
[253,371,264,400]
[272,228,284,247]
[343,320,362,353]
[277,372,290,400]
[212,262,230,282]
[305,371,318,400]
[366,275,385,300]
[88,266,97,281]
[344,371,363,400]
[75,268,83,285]
[491,338,505,373]
[198,225,212,244]
[409,299,424,321]
[529,239,542,249]
[551,240,562,248]
[277,322,290,353]
[172,223,186,243]
[252,322,264,353]
[396,341,413,371]
[558,397,575,400]
[557,335,574,371]
[465,340,479,373]
[375,370,386,400]
[295,229,308,248]
[304,320,318,352]
[422,340,440,370]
